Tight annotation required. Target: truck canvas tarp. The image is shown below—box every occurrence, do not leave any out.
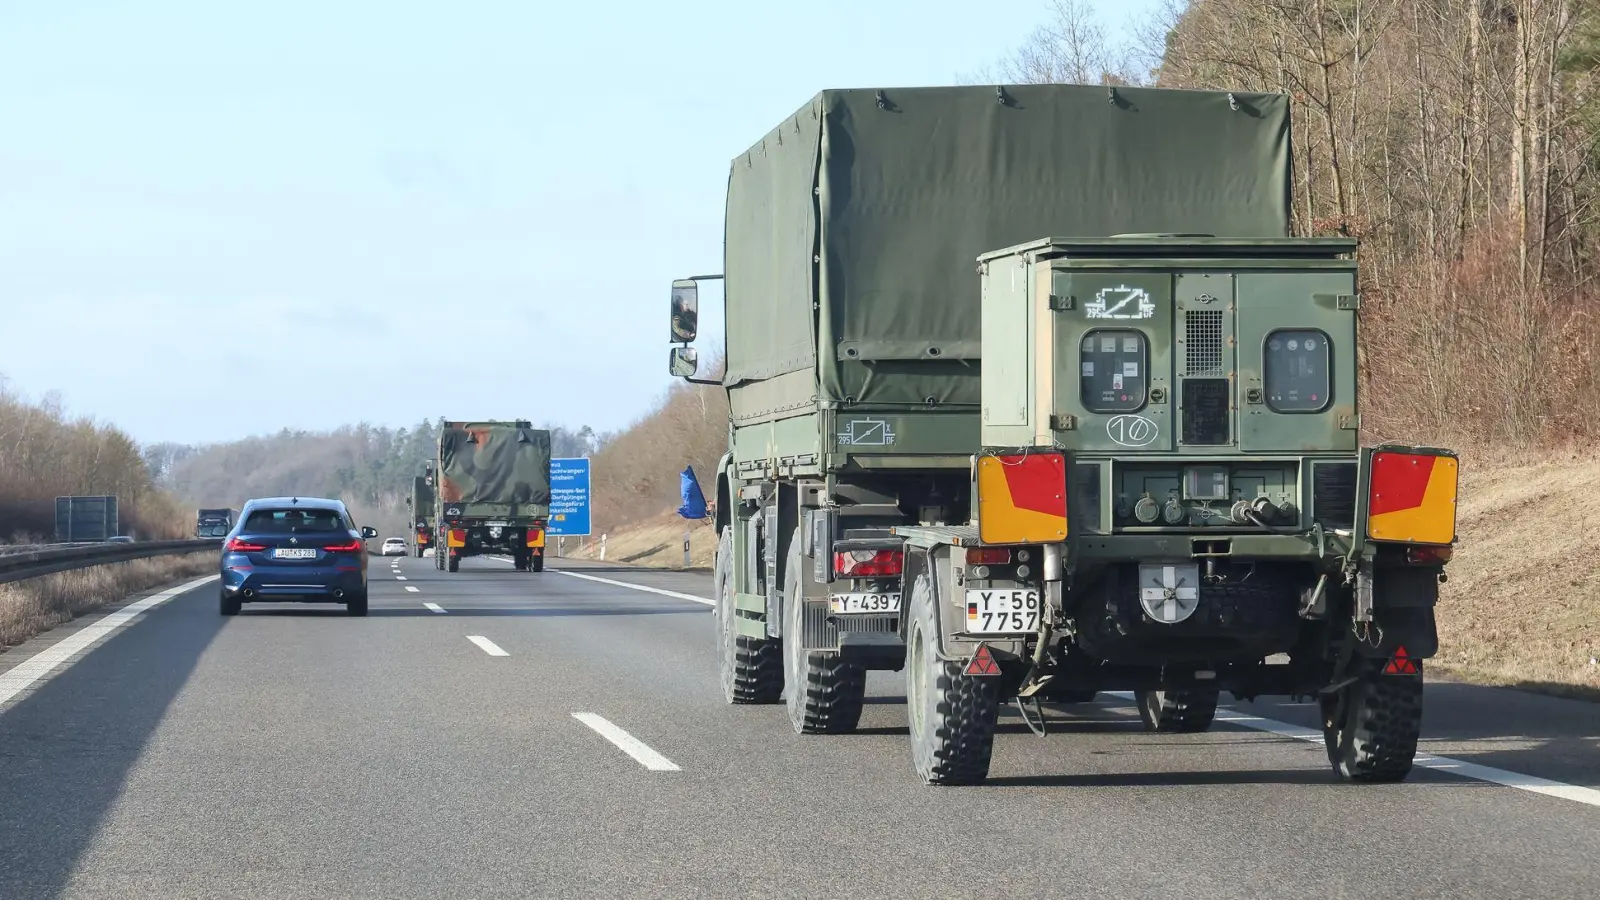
[721,85,1292,421]
[436,422,552,517]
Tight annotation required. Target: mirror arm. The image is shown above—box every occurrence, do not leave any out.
[680,375,721,386]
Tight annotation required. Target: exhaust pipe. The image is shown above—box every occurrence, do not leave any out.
[241,588,255,599]
[333,589,345,600]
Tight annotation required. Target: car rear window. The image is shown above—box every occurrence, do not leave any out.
[243,508,348,533]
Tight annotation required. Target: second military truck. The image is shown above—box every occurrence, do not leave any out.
[432,420,552,573]
[668,84,1296,736]
[408,469,435,558]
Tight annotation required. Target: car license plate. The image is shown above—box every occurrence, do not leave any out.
[273,548,317,560]
[828,592,901,614]
[484,521,510,527]
[965,588,1041,634]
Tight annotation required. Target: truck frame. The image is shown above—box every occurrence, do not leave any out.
[891,236,1457,785]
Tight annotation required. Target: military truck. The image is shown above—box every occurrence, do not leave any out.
[407,469,436,558]
[890,235,1458,785]
[667,84,1295,736]
[432,420,552,573]
[195,507,236,538]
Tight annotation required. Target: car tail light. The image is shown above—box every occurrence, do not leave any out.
[322,539,363,552]
[834,549,903,577]
[225,537,266,552]
[965,547,1011,565]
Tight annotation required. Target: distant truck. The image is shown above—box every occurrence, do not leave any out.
[57,495,119,542]
[432,420,552,573]
[891,236,1458,785]
[668,84,1296,736]
[407,470,436,558]
[194,507,236,538]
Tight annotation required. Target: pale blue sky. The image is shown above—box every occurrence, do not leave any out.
[0,0,1155,445]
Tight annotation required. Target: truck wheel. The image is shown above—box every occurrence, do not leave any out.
[783,528,865,734]
[414,546,423,559]
[905,570,998,785]
[1321,664,1424,783]
[714,526,782,704]
[513,553,527,572]
[1135,689,1219,732]
[531,554,544,572]
[447,555,459,573]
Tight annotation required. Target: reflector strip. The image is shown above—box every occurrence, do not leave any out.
[963,643,1001,677]
[976,453,1068,545]
[1367,450,1459,545]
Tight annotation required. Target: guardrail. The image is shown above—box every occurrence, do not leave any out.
[0,539,222,586]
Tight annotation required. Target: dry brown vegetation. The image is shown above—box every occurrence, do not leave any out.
[0,552,214,649]
[0,378,190,542]
[583,354,727,540]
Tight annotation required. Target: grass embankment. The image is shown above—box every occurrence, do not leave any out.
[0,553,214,650]
[561,512,716,570]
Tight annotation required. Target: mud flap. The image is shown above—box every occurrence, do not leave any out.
[1350,606,1438,660]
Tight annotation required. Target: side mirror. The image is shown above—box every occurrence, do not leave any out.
[670,280,699,343]
[670,346,700,378]
[360,526,378,539]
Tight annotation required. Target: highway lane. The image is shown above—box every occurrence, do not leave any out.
[0,554,1596,899]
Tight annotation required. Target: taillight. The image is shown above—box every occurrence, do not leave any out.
[322,539,363,553]
[1405,546,1453,565]
[225,537,266,552]
[834,549,903,577]
[965,548,1011,565]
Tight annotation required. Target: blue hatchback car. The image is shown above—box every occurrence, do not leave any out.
[220,497,377,616]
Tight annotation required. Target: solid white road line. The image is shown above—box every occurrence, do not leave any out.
[467,635,508,657]
[405,586,420,593]
[1104,691,1600,809]
[551,569,714,607]
[0,575,219,712]
[572,713,681,771]
[423,602,447,614]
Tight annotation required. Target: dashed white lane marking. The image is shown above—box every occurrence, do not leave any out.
[396,576,407,581]
[423,602,447,614]
[467,635,509,657]
[405,586,420,593]
[0,576,219,712]
[550,569,714,607]
[1106,691,1600,809]
[572,713,681,771]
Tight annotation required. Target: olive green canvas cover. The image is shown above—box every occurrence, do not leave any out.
[411,476,435,521]
[722,84,1292,420]
[436,421,552,515]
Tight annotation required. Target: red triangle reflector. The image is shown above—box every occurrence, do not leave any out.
[1383,645,1419,675]
[964,643,1001,677]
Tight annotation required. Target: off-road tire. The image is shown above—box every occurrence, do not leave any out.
[1321,664,1424,783]
[345,591,369,617]
[1136,689,1219,733]
[513,554,528,572]
[414,546,423,558]
[783,528,865,734]
[531,555,544,572]
[714,526,782,704]
[447,555,459,573]
[906,571,999,785]
[220,590,240,616]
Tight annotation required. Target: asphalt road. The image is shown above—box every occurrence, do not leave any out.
[2,553,1598,899]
